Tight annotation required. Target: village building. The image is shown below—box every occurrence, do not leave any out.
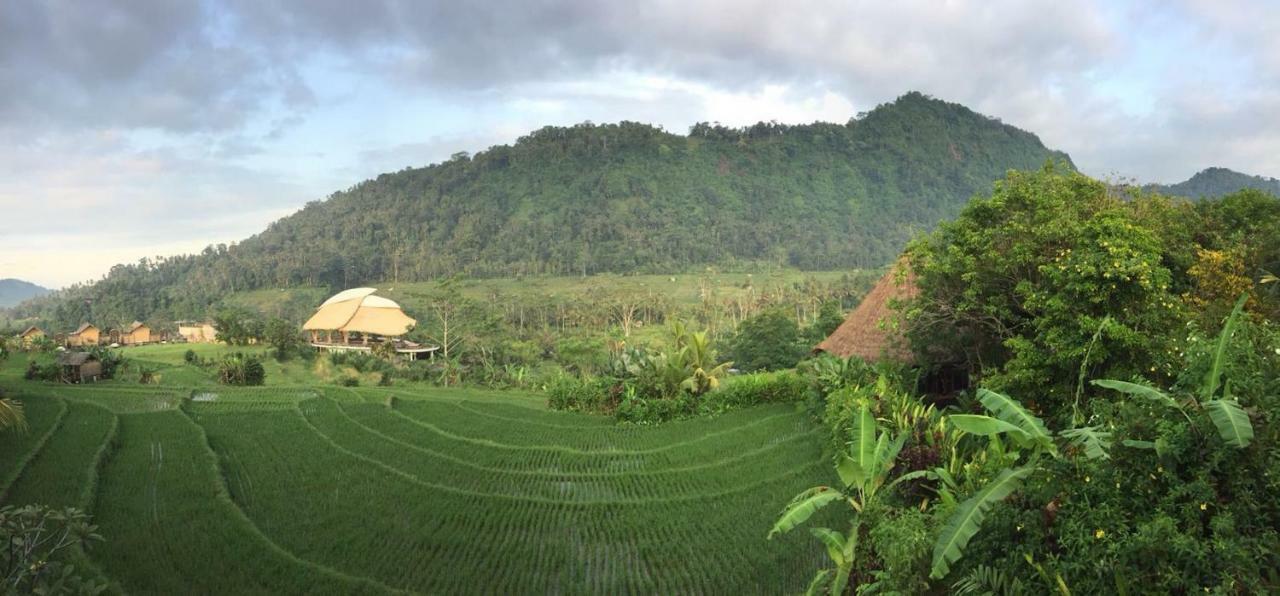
[56,351,102,383]
[19,326,45,348]
[303,288,437,360]
[122,321,151,345]
[815,260,968,395]
[177,321,218,343]
[66,323,100,347]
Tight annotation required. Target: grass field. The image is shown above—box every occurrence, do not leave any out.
[0,349,834,594]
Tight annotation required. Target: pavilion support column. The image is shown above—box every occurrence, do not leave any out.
[342,330,349,345]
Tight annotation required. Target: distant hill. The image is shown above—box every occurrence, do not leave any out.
[1148,167,1280,199]
[11,92,1073,328]
[0,278,50,308]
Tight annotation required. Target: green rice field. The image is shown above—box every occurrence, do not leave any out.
[0,352,833,594]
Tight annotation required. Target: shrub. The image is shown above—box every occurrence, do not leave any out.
[700,371,807,414]
[339,377,359,387]
[183,349,198,364]
[727,309,805,372]
[217,353,265,386]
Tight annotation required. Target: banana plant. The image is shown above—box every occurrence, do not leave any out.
[1092,293,1254,449]
[769,403,927,594]
[929,388,1067,579]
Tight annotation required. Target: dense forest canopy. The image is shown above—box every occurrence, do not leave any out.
[1147,166,1280,199]
[6,92,1072,330]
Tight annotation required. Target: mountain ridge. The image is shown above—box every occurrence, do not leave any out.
[0,278,50,309]
[7,91,1073,329]
[1147,166,1280,199]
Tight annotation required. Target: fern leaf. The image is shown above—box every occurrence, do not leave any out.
[930,466,1034,579]
[769,487,843,538]
[1203,399,1253,448]
[977,389,1052,446]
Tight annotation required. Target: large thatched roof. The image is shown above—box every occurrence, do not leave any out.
[303,288,416,336]
[814,261,917,364]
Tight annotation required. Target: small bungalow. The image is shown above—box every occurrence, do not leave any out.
[56,351,102,383]
[19,326,45,348]
[177,321,217,343]
[814,260,968,395]
[122,321,151,345]
[66,323,100,347]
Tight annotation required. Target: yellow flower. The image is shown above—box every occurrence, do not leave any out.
[1095,529,1106,539]
[1200,503,1208,511]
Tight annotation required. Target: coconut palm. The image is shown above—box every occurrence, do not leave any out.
[0,398,25,433]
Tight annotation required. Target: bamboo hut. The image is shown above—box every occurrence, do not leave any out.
[177,321,217,343]
[56,352,102,383]
[19,326,44,348]
[814,261,917,364]
[66,323,100,347]
[303,288,436,359]
[121,321,151,345]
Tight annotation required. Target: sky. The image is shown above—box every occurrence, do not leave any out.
[2,0,1278,289]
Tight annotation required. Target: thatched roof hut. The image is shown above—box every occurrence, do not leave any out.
[814,261,917,364]
[56,351,102,383]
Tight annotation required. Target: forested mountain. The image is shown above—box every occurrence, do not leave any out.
[0,279,49,308]
[1148,167,1280,199]
[7,92,1072,329]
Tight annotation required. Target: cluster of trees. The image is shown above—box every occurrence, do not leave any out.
[771,167,1280,593]
[6,92,1069,330]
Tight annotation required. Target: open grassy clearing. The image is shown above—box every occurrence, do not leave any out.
[0,356,833,594]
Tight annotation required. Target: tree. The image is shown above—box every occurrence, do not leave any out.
[729,308,805,371]
[213,307,261,346]
[264,317,302,360]
[0,505,106,594]
[0,396,24,433]
[805,300,846,344]
[905,165,1187,412]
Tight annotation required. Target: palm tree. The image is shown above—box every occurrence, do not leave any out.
[0,397,26,433]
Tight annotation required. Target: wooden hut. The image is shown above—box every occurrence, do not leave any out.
[815,261,917,364]
[177,321,217,343]
[56,352,102,383]
[19,326,45,348]
[66,323,100,347]
[122,321,151,345]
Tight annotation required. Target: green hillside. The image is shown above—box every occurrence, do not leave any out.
[1147,166,1280,199]
[7,92,1071,329]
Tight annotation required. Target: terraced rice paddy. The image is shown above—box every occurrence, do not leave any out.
[0,382,833,594]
